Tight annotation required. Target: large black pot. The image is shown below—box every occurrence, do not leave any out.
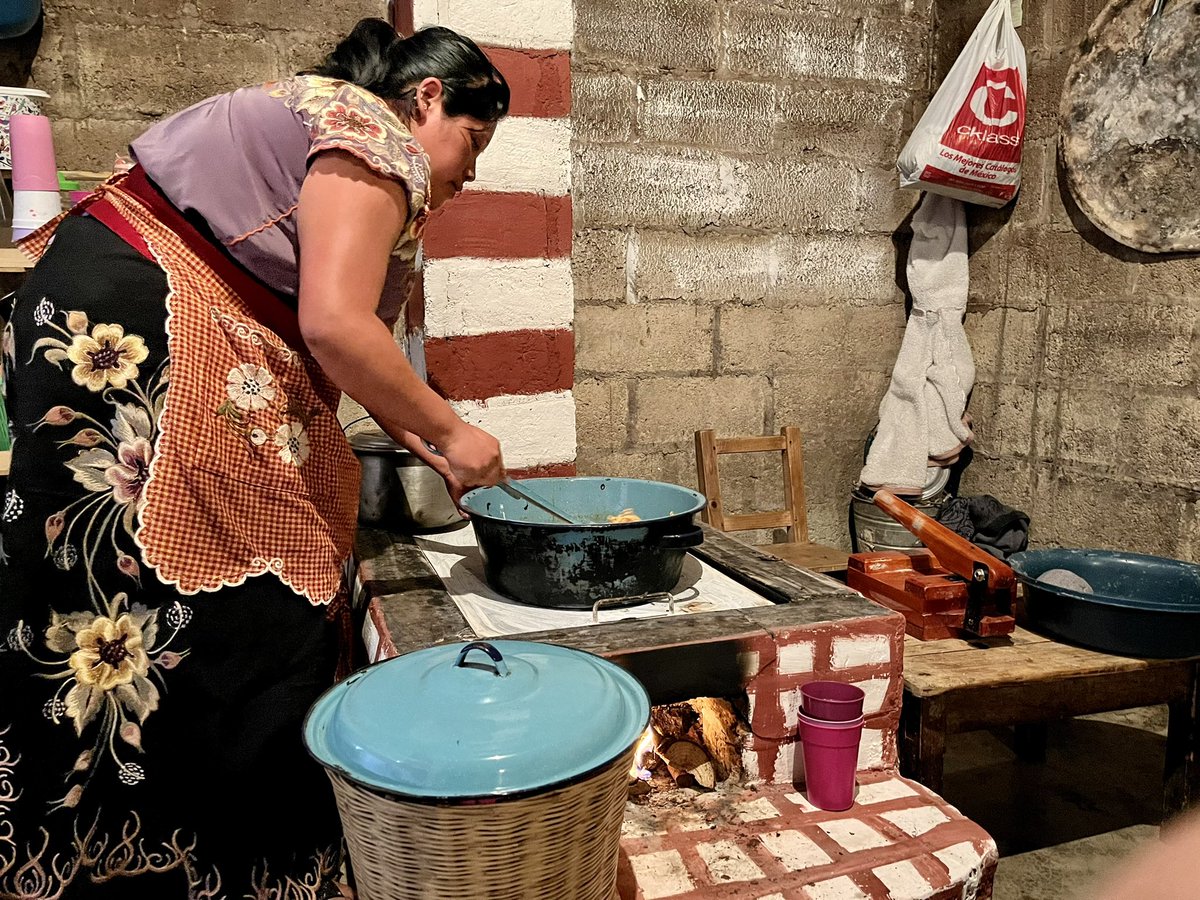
[459,477,706,609]
[1010,548,1200,659]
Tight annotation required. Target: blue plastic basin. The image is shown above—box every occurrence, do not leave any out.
[1009,548,1200,658]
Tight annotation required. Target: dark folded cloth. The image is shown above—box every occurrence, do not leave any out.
[937,494,1030,560]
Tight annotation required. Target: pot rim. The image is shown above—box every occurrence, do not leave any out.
[461,476,706,530]
[1011,548,1200,614]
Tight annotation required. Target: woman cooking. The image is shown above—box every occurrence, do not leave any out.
[0,18,505,899]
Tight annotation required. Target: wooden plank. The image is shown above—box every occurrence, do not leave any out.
[59,170,111,183]
[0,450,9,477]
[782,426,808,543]
[901,693,947,793]
[942,666,1191,732]
[692,526,862,604]
[694,430,724,530]
[1164,662,1200,818]
[0,248,32,273]
[903,638,1188,697]
[903,626,1050,659]
[721,510,792,531]
[765,541,848,574]
[714,435,785,454]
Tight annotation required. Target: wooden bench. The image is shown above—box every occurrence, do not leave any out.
[900,626,1200,818]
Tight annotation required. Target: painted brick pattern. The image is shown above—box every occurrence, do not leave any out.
[620,774,997,899]
[738,613,905,783]
[404,0,577,474]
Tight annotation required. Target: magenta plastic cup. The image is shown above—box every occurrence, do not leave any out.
[800,680,865,722]
[9,113,58,191]
[797,711,864,811]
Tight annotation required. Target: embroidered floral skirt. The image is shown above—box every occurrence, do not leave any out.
[0,217,345,899]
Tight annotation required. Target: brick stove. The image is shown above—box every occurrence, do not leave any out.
[353,525,997,899]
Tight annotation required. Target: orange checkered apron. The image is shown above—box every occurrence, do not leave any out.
[0,173,358,898]
[20,169,360,610]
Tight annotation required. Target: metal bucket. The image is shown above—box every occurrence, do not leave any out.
[850,479,948,553]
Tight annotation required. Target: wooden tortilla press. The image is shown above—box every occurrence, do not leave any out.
[847,490,1016,641]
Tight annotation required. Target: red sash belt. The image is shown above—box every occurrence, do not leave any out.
[82,166,306,351]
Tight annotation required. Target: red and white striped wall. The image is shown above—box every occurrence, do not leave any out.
[394,0,576,479]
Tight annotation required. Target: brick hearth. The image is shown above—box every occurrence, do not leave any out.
[619,773,996,900]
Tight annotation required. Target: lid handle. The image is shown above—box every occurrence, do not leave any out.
[453,641,510,677]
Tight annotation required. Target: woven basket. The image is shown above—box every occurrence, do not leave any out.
[328,745,635,900]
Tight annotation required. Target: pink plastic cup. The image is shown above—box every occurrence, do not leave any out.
[800,681,865,722]
[9,114,58,192]
[797,711,863,811]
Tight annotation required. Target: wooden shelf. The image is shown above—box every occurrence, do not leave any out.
[0,246,32,272]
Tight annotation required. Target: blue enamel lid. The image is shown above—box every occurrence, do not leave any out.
[304,640,650,799]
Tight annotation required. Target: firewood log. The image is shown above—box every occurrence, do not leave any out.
[662,740,716,790]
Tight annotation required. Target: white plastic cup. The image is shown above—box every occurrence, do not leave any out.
[13,187,60,219]
[12,187,61,238]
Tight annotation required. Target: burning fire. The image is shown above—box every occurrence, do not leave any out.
[629,727,658,782]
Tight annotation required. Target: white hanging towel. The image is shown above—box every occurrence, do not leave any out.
[860,193,974,494]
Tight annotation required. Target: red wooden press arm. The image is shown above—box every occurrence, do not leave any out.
[872,490,1015,589]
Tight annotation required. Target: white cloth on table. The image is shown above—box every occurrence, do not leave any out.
[414,524,772,638]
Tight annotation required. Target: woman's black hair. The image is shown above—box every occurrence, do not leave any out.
[308,18,509,122]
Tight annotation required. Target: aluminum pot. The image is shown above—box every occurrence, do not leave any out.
[460,477,706,608]
[348,431,462,532]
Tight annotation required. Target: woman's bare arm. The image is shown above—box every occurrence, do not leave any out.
[296,150,502,496]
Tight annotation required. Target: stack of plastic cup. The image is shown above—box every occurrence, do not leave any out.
[796,681,866,811]
[9,113,60,239]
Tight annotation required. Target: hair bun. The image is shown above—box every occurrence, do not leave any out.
[310,18,403,89]
[349,18,403,55]
[309,19,509,123]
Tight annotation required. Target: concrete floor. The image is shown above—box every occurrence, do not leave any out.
[938,706,1169,900]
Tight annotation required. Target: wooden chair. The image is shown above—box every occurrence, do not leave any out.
[694,427,848,574]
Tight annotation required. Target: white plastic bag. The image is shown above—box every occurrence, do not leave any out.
[897,0,1027,208]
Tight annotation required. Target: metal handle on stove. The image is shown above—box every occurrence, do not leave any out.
[591,592,676,623]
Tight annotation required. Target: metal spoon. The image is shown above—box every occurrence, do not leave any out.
[421,439,577,524]
[497,479,577,525]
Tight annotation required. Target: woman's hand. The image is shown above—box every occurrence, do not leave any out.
[397,423,503,505]
[437,422,504,503]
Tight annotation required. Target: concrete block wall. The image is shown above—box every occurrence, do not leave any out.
[572,0,932,546]
[939,0,1200,560]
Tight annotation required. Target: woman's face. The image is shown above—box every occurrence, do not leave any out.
[407,77,496,210]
